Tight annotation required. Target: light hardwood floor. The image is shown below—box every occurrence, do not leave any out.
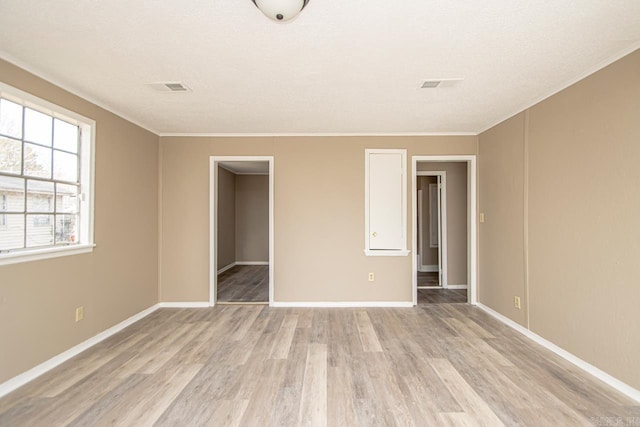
[418,289,468,304]
[218,265,269,303]
[1,305,639,426]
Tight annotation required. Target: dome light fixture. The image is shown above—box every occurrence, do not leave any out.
[251,0,310,22]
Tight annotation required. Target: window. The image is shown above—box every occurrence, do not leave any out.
[0,82,95,265]
[0,194,6,226]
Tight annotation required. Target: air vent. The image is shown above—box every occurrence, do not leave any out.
[421,80,441,88]
[419,78,463,89]
[146,82,191,92]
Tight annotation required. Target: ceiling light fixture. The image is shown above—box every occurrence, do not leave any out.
[251,0,310,22]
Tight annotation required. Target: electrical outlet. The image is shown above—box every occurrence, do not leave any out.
[514,296,521,310]
[368,272,375,282]
[479,213,485,223]
[75,306,84,322]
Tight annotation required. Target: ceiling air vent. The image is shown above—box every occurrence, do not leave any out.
[419,78,463,89]
[146,81,191,92]
[421,80,441,88]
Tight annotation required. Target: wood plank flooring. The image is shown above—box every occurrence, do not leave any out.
[418,289,468,304]
[1,305,639,426]
[217,265,269,303]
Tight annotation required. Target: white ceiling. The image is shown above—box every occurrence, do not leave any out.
[0,1,639,136]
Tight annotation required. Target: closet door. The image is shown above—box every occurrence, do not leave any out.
[365,149,407,255]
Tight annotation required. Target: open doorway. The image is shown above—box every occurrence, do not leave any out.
[417,171,447,290]
[210,157,274,305]
[412,156,477,306]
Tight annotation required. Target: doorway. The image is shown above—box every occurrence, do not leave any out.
[417,171,447,290]
[209,156,274,305]
[412,156,477,306]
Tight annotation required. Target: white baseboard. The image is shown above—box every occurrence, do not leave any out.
[217,262,236,275]
[446,284,468,290]
[217,261,269,275]
[477,303,640,403]
[0,303,160,399]
[157,302,210,308]
[271,301,413,308]
[419,264,439,273]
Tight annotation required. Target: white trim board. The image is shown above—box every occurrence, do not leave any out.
[271,301,413,308]
[477,303,640,403]
[446,285,468,290]
[160,132,478,137]
[0,304,160,399]
[235,261,269,266]
[217,261,269,275]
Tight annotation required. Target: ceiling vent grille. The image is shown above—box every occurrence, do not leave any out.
[146,82,191,92]
[421,80,441,88]
[419,78,463,89]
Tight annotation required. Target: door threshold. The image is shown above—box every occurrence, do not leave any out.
[216,301,268,306]
[417,286,443,290]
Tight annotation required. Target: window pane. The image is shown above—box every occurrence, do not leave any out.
[0,99,23,139]
[26,214,53,247]
[53,119,78,153]
[0,176,25,212]
[55,214,78,244]
[53,150,78,182]
[23,143,52,178]
[0,137,22,174]
[0,214,25,250]
[24,108,52,146]
[27,180,54,213]
[56,183,79,213]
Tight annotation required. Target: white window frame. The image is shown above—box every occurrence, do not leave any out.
[364,148,410,256]
[0,81,95,266]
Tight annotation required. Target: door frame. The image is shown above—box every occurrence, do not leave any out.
[412,155,477,306]
[417,171,448,288]
[209,156,274,306]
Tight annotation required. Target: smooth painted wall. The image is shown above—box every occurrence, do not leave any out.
[417,162,468,286]
[235,175,268,263]
[217,166,236,270]
[0,59,159,384]
[159,136,477,303]
[479,49,640,389]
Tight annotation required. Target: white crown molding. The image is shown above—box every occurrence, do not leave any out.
[0,51,160,136]
[478,41,640,135]
[158,132,479,137]
[477,303,640,403]
[0,304,160,399]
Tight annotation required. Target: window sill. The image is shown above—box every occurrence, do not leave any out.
[364,249,410,257]
[0,244,96,266]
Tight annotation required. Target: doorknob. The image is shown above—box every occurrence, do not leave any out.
[371,232,377,237]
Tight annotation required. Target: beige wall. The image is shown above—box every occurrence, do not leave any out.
[478,112,527,326]
[0,59,159,383]
[217,166,236,269]
[235,175,269,262]
[479,49,640,389]
[159,136,477,302]
[417,162,468,286]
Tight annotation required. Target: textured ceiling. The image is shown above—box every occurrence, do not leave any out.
[0,1,639,135]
